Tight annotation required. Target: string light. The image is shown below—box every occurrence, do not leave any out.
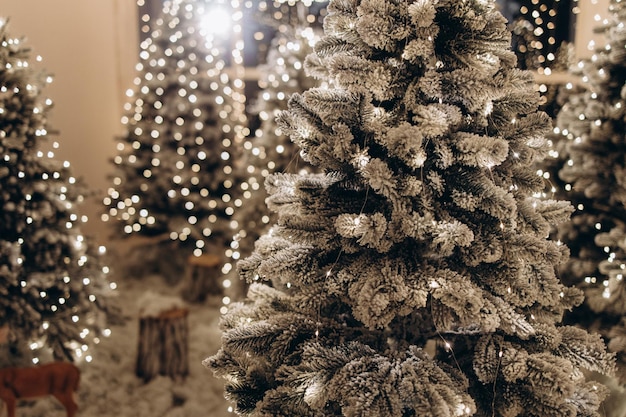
[513,0,573,71]
[1,18,115,364]
[217,2,326,312]
[106,0,253,266]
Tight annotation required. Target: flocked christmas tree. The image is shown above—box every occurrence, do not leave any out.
[0,19,113,363]
[552,0,626,381]
[103,0,249,266]
[206,0,616,415]
[250,13,323,177]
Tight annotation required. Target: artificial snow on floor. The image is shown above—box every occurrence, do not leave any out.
[15,274,233,417]
[9,266,626,417]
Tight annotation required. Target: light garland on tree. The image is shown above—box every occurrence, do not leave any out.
[507,0,582,119]
[104,0,254,264]
[218,0,327,309]
[0,19,114,364]
[542,0,626,383]
[127,0,327,306]
[512,0,575,72]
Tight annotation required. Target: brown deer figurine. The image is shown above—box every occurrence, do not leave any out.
[0,362,80,417]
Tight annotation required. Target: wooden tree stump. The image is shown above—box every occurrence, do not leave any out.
[181,253,222,303]
[135,299,189,382]
[0,325,9,345]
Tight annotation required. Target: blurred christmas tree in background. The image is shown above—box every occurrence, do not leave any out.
[551,0,626,383]
[510,0,573,71]
[221,2,327,303]
[0,19,115,365]
[505,0,577,119]
[207,0,615,415]
[248,0,326,177]
[103,0,252,276]
[250,25,321,177]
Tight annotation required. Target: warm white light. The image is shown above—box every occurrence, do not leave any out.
[200,7,232,37]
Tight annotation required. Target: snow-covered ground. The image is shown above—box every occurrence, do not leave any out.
[15,274,233,417]
[9,268,626,417]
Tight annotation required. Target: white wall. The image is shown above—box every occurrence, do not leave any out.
[0,0,138,243]
[574,0,611,60]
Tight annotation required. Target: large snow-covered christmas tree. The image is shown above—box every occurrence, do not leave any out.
[552,0,626,381]
[0,19,113,363]
[207,0,615,415]
[103,0,248,262]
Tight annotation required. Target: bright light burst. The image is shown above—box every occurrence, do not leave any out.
[200,6,232,37]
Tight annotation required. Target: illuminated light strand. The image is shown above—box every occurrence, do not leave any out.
[0,22,115,364]
[107,0,252,263]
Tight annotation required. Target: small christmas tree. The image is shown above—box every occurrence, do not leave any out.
[221,4,328,303]
[0,19,113,363]
[207,0,615,415]
[223,24,323,298]
[103,0,248,264]
[552,0,626,381]
[251,26,321,177]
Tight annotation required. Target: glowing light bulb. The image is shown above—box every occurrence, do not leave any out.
[200,7,232,37]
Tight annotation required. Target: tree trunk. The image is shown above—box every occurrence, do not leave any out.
[181,254,222,303]
[135,307,189,382]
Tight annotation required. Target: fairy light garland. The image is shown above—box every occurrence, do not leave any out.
[0,19,115,364]
[513,0,576,71]
[542,0,626,307]
[105,1,328,317]
[104,0,252,264]
[217,0,326,312]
